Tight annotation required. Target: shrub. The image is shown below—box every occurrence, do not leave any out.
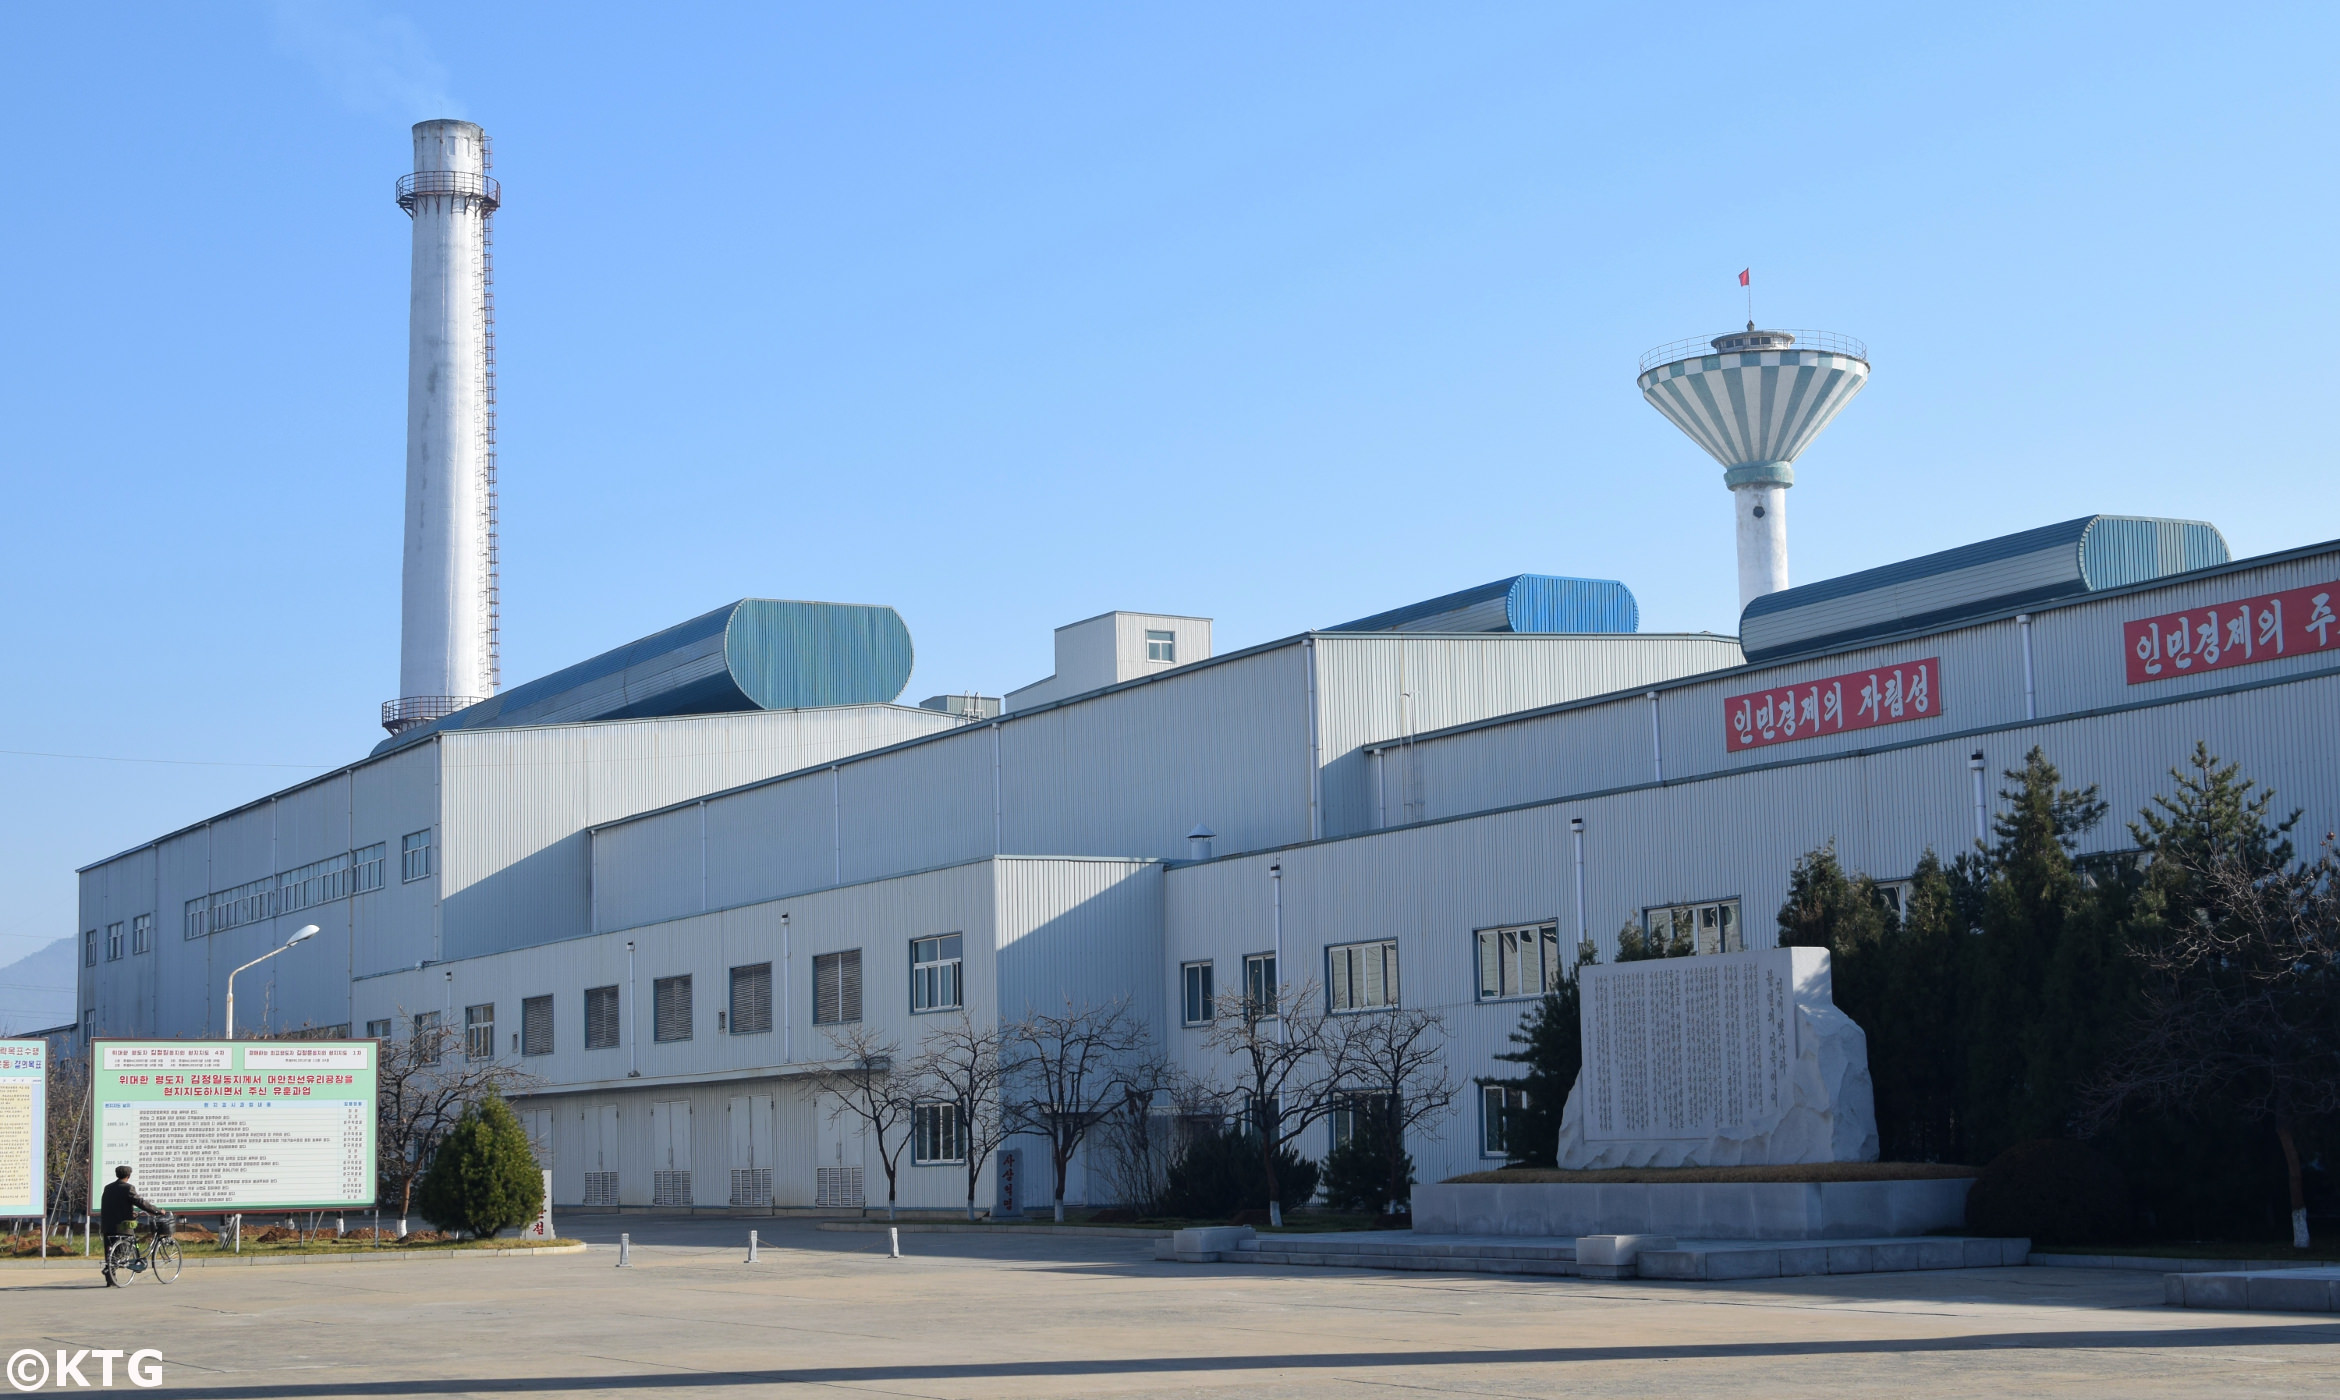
[1158,1126,1320,1219]
[1965,1138,2131,1244]
[415,1093,544,1239]
[1320,1106,1414,1214]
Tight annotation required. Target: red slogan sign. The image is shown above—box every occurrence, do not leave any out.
[1726,657,1941,750]
[2125,582,2339,684]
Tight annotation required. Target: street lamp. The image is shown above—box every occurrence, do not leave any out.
[225,924,319,1038]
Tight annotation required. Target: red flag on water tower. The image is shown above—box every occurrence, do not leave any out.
[1739,269,1751,286]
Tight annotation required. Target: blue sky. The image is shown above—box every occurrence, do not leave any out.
[2,3,2335,968]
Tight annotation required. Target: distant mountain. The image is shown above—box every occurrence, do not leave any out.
[0,936,74,1035]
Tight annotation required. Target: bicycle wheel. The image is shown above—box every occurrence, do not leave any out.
[105,1236,138,1275]
[149,1237,182,1283]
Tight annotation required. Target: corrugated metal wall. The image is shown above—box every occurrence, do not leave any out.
[1386,547,2340,833]
[441,706,956,960]
[1319,634,1745,836]
[589,634,1745,936]
[1165,659,2340,1191]
[368,856,1155,1210]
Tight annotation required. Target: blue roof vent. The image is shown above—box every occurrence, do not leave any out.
[1738,515,2229,662]
[372,599,915,754]
[1328,575,1639,634]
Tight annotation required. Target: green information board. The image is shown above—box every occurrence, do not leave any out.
[90,1040,377,1212]
[0,1039,43,1216]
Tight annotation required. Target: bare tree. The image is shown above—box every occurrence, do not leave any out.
[1094,1058,1204,1218]
[810,1023,915,1220]
[374,1016,536,1235]
[2080,842,2340,1247]
[909,1014,1009,1221]
[43,1052,90,1247]
[1002,998,1157,1222]
[1200,978,1339,1227]
[1322,1006,1457,1216]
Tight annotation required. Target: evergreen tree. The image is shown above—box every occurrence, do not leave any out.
[1481,943,1596,1167]
[1962,747,2108,1156]
[414,1092,544,1239]
[1874,853,1968,1160]
[1320,1099,1415,1213]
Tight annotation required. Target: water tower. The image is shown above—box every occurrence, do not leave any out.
[1638,327,1869,609]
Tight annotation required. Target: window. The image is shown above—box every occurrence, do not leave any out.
[413,1010,442,1063]
[729,963,773,1035]
[365,1018,393,1040]
[402,829,434,882]
[1326,940,1399,1012]
[1180,960,1215,1026]
[910,934,962,1013]
[1481,1085,1528,1158]
[130,914,150,956]
[105,922,124,962]
[1476,923,1560,1000]
[1330,1093,1390,1150]
[913,1102,965,1164]
[653,975,693,1043]
[521,994,553,1056]
[585,985,621,1050]
[1145,629,1175,664]
[1643,898,1744,956]
[83,930,96,967]
[83,1007,95,1043]
[1242,953,1277,1020]
[813,950,862,1025]
[465,1003,495,1061]
[1873,880,1915,920]
[181,843,386,939]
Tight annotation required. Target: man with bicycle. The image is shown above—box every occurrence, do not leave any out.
[99,1164,162,1288]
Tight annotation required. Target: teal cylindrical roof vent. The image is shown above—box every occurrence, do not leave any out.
[1328,575,1638,634]
[372,598,915,753]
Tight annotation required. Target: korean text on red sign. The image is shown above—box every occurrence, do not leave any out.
[1726,658,1942,751]
[2125,582,2339,684]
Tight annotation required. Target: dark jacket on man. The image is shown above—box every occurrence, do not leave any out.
[100,1178,159,1237]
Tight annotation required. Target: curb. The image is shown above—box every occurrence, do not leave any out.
[816,1222,1172,1240]
[2031,1251,2337,1274]
[0,1243,589,1270]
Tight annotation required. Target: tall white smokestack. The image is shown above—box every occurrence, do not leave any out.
[383,119,501,736]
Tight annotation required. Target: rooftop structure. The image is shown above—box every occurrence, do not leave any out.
[1739,514,2230,662]
[1328,575,1639,634]
[372,599,916,755]
[1639,327,1870,610]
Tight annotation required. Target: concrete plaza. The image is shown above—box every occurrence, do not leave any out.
[3,1214,2336,1398]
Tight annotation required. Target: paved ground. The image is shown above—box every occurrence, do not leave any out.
[4,1213,2337,1398]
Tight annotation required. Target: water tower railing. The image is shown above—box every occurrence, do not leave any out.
[1638,330,1869,374]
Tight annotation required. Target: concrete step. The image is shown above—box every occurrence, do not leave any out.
[1637,1236,2031,1281]
[2166,1267,2340,1313]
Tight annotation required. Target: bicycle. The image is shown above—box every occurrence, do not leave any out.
[104,1212,182,1285]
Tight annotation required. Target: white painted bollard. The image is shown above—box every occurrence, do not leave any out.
[746,1229,759,1264]
[889,1227,900,1259]
[617,1232,632,1268]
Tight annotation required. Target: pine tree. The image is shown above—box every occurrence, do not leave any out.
[1481,944,1596,1167]
[414,1092,544,1239]
[1963,747,2108,1157]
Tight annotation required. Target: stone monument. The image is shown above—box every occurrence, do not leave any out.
[1553,946,1877,1169]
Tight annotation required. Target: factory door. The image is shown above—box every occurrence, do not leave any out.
[729,1094,774,1206]
[651,1100,694,1207]
[586,1105,620,1207]
[815,1108,865,1209]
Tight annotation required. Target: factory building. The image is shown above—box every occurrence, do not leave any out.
[67,122,2340,1211]
[75,521,2340,1205]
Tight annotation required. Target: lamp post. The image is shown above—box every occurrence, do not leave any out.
[225,924,319,1038]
